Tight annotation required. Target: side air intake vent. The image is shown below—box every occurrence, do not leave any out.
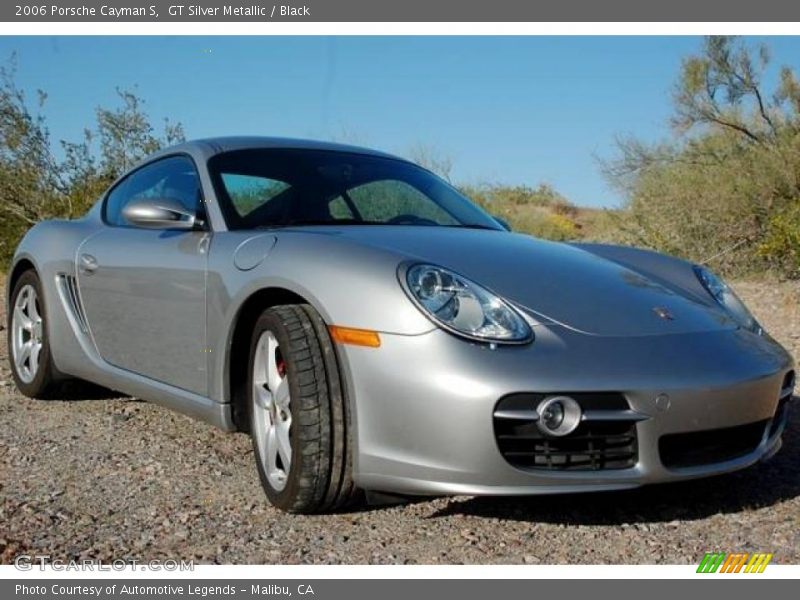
[57,274,89,333]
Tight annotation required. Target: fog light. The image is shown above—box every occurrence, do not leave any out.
[536,396,582,437]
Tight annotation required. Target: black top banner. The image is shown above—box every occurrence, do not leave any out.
[4,0,800,22]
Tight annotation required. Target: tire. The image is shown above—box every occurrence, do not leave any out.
[7,269,62,399]
[247,304,357,513]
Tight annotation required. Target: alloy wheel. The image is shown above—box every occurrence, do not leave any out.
[11,284,43,384]
[251,330,293,491]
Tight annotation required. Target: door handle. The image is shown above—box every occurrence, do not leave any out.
[79,253,98,274]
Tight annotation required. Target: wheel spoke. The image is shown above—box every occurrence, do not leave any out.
[27,294,40,323]
[276,419,292,468]
[14,305,32,331]
[254,383,272,410]
[266,424,279,474]
[22,289,33,315]
[29,342,41,376]
[274,378,290,409]
[266,337,282,393]
[253,337,266,381]
[15,340,32,370]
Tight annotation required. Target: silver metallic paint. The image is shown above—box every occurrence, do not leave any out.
[233,234,277,271]
[77,227,209,396]
[121,197,199,230]
[345,326,789,495]
[8,137,795,497]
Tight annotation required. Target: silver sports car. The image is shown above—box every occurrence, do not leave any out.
[7,137,795,513]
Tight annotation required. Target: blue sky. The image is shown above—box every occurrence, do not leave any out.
[3,36,800,207]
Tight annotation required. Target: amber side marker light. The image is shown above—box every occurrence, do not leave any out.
[328,325,381,348]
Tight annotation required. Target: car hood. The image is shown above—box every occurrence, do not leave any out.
[297,226,737,337]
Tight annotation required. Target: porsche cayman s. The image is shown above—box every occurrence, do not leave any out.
[7,137,795,513]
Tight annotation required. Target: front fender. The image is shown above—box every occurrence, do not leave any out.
[206,231,436,404]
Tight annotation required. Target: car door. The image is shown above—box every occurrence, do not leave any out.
[77,155,209,396]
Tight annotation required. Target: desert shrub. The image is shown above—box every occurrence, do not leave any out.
[459,182,583,240]
[0,57,184,267]
[462,182,570,210]
[575,207,628,243]
[602,36,800,278]
[526,211,580,241]
[759,203,800,278]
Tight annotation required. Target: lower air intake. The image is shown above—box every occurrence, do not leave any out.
[659,420,768,469]
[493,393,638,471]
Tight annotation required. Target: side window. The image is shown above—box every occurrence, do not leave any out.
[346,180,458,224]
[220,173,291,217]
[104,156,202,227]
[103,178,131,226]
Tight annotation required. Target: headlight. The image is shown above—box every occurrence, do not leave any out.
[694,265,762,334]
[402,263,533,344]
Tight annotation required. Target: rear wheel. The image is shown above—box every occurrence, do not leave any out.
[247,304,357,513]
[8,270,61,399]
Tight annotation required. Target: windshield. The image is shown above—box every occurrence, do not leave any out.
[207,148,502,231]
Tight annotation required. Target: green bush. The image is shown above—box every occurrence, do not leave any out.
[460,183,583,240]
[602,36,800,279]
[0,57,184,268]
[759,203,800,278]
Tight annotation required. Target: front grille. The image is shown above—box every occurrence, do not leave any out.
[659,420,768,469]
[493,393,638,471]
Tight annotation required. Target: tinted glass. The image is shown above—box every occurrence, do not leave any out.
[207,149,501,231]
[104,156,202,227]
[221,173,291,217]
[345,180,458,224]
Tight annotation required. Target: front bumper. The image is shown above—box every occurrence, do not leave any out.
[339,323,794,496]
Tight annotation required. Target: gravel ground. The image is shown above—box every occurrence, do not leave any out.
[1,278,798,565]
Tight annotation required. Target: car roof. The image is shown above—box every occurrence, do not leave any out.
[151,136,406,162]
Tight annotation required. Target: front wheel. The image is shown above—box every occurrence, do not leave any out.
[247,304,357,513]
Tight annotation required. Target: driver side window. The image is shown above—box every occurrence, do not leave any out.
[104,156,202,227]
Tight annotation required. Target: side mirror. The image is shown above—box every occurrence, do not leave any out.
[122,197,200,230]
[493,215,512,231]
